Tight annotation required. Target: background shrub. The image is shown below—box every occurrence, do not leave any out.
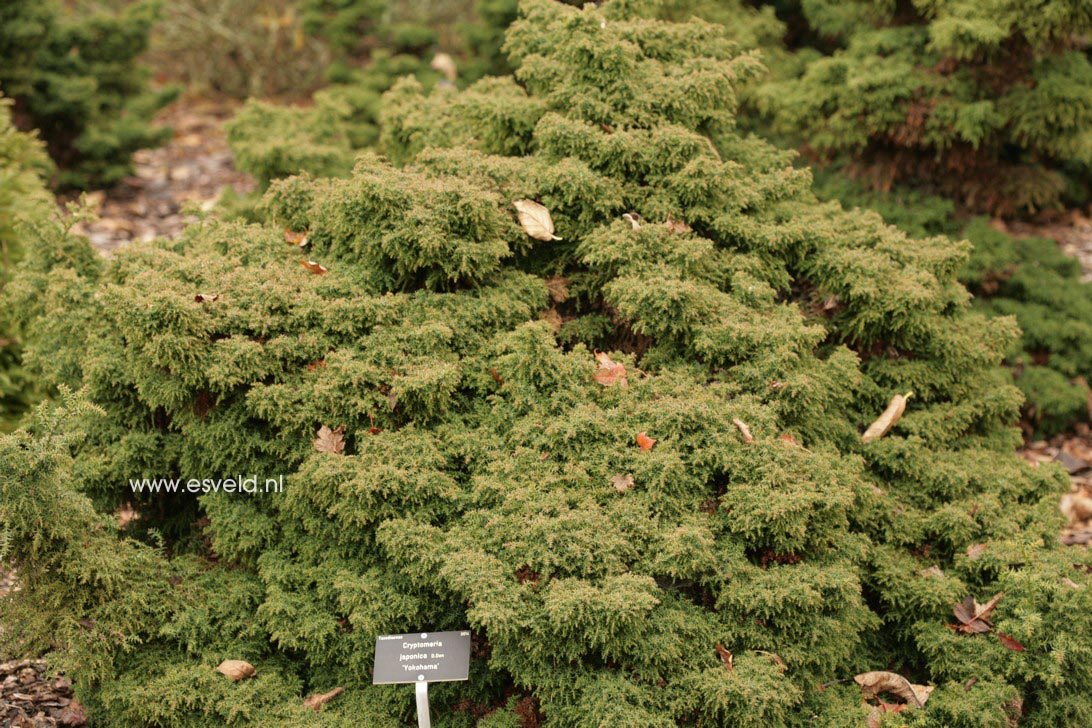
[763,0,1092,216]
[0,0,176,189]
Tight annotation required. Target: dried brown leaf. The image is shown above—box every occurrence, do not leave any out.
[284,229,308,246]
[194,293,219,303]
[313,425,345,455]
[611,474,634,493]
[622,212,642,230]
[862,392,913,443]
[216,659,256,681]
[304,686,344,711]
[854,671,933,708]
[732,418,754,443]
[714,643,733,672]
[430,53,457,82]
[995,632,1026,652]
[593,351,628,387]
[966,543,987,560]
[545,275,570,303]
[514,200,561,241]
[301,259,328,275]
[665,217,692,234]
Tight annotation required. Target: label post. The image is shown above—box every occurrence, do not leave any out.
[415,680,430,728]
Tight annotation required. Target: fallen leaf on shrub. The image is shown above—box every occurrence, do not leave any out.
[306,359,326,372]
[514,200,561,241]
[995,632,1026,651]
[732,418,754,443]
[611,474,634,492]
[966,543,986,560]
[431,53,457,82]
[216,659,256,681]
[951,592,1003,634]
[1061,577,1080,589]
[637,432,656,451]
[665,217,691,234]
[284,229,308,246]
[301,260,328,275]
[754,650,786,672]
[593,351,628,387]
[862,392,912,442]
[367,427,382,435]
[854,671,933,707]
[542,307,562,333]
[313,425,345,455]
[304,686,344,711]
[714,643,733,672]
[918,566,943,578]
[194,293,219,303]
[866,703,908,728]
[489,368,504,385]
[623,212,642,230]
[545,275,569,303]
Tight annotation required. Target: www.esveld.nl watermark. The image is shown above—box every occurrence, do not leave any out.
[129,475,285,494]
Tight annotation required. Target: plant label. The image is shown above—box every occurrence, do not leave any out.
[372,630,471,684]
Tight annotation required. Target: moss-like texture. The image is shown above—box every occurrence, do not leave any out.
[3,2,1091,725]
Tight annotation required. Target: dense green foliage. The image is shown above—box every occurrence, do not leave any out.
[0,97,53,430]
[813,174,1092,436]
[0,0,175,189]
[3,1,1092,725]
[764,0,1092,215]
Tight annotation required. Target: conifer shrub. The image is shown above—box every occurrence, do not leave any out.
[0,96,53,430]
[813,173,1092,436]
[763,0,1092,215]
[5,1,1092,725]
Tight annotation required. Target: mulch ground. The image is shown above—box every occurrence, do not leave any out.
[60,97,256,253]
[0,661,85,727]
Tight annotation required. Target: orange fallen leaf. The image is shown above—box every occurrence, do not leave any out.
[301,260,328,275]
[304,686,344,711]
[284,229,308,246]
[636,432,656,451]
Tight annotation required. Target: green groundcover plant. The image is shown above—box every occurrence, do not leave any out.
[763,0,1092,216]
[0,0,176,189]
[3,1,1092,725]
